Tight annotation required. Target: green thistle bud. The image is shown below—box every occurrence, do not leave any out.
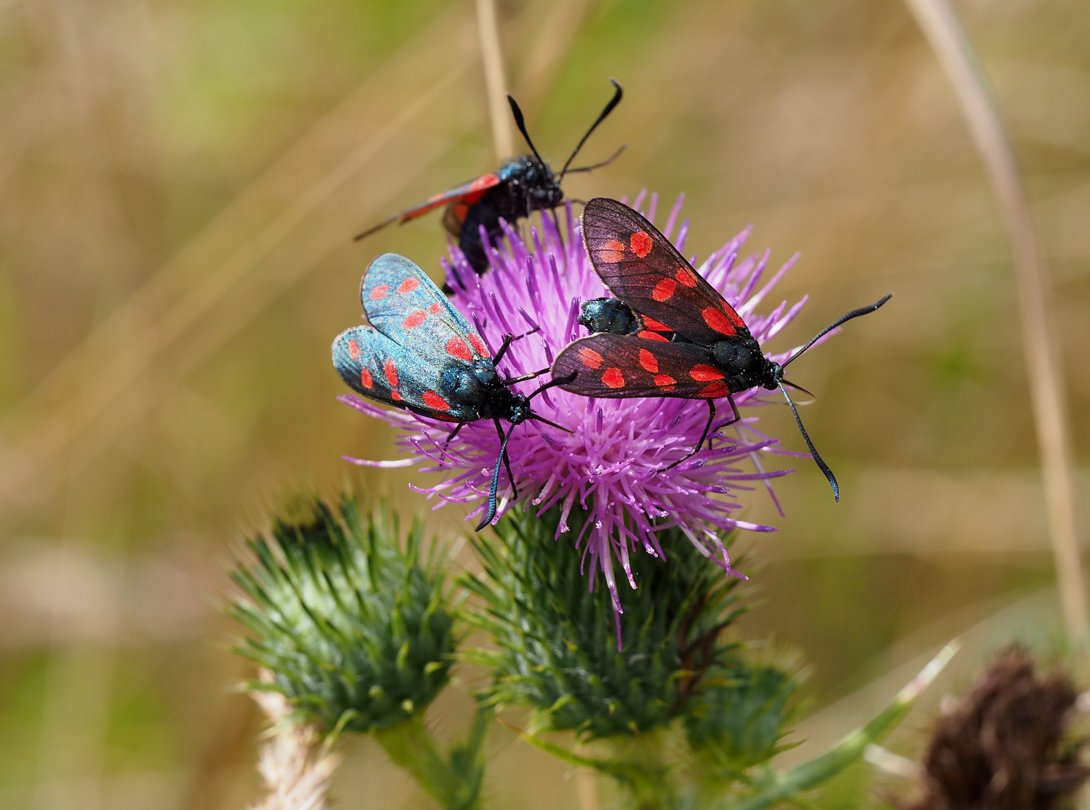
[464,508,745,739]
[685,660,798,773]
[230,496,457,734]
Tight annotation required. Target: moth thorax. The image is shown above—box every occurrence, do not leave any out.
[471,362,501,388]
[711,338,765,375]
[444,362,502,405]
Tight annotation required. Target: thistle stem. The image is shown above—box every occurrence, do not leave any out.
[728,643,958,810]
[374,716,483,810]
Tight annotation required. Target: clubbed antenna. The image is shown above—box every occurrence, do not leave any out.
[779,294,892,500]
[561,145,627,176]
[558,79,624,180]
[506,94,547,166]
[783,294,892,369]
[778,383,839,501]
[478,422,516,531]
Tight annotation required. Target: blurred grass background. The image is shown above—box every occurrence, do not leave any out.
[1,0,1087,807]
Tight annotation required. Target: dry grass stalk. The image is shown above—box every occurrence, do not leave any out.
[250,690,341,810]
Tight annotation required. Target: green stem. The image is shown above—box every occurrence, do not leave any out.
[608,732,681,810]
[727,642,958,810]
[374,714,485,810]
[507,723,678,809]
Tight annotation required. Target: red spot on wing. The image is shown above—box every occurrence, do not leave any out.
[699,381,730,398]
[675,268,698,288]
[642,316,670,331]
[403,310,426,329]
[630,230,653,258]
[391,391,402,402]
[370,284,390,301]
[702,306,739,336]
[596,249,625,263]
[637,330,669,342]
[597,238,626,262]
[446,337,472,362]
[638,349,659,373]
[359,368,373,389]
[422,391,451,412]
[653,374,677,388]
[384,358,399,386]
[398,277,420,294]
[347,340,361,360]
[601,367,625,388]
[690,364,725,382]
[652,277,678,302]
[429,303,442,314]
[467,333,487,357]
[578,347,604,369]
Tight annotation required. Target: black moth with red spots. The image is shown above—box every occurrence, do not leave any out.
[553,198,891,499]
[332,253,570,528]
[353,81,624,275]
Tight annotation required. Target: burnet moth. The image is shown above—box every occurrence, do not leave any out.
[332,253,570,528]
[354,81,624,274]
[553,198,891,499]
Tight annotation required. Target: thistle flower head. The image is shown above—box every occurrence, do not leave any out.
[342,193,810,615]
[230,498,457,734]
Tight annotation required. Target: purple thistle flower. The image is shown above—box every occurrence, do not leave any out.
[341,193,812,614]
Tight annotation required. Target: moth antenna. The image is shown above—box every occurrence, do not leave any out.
[783,294,892,369]
[528,371,576,400]
[561,145,627,175]
[523,372,576,433]
[507,94,547,166]
[778,383,839,501]
[530,413,573,435]
[558,79,624,180]
[476,422,517,531]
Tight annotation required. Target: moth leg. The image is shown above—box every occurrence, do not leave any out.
[662,399,726,472]
[492,326,542,366]
[720,395,742,429]
[707,395,742,451]
[504,368,548,385]
[441,421,465,453]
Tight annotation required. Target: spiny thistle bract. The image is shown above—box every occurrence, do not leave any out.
[684,660,798,774]
[462,507,797,742]
[230,497,457,734]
